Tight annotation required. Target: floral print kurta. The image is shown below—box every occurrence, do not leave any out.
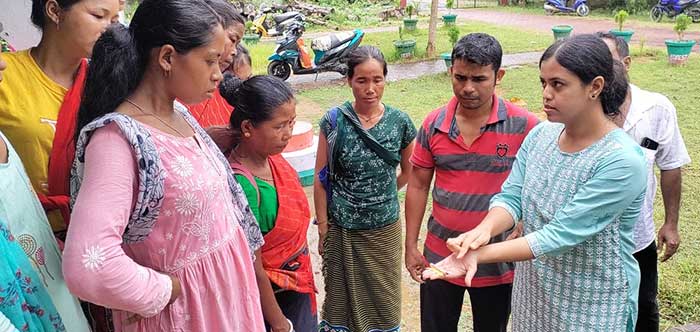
[64,123,265,331]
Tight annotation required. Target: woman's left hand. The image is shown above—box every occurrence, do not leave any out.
[205,126,235,153]
[421,250,479,287]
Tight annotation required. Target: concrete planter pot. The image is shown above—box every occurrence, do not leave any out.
[242,34,261,46]
[394,39,417,58]
[441,52,452,68]
[552,25,573,41]
[403,18,419,31]
[665,39,696,65]
[442,14,457,25]
[610,29,634,43]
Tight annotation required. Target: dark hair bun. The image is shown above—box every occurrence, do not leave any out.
[219,72,245,102]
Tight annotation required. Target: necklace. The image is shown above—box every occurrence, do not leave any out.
[126,99,188,137]
[229,149,274,182]
[254,174,274,182]
[356,108,385,122]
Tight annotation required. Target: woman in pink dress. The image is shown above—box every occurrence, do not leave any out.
[62,0,265,331]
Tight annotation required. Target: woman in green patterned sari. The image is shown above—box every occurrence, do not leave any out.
[313,46,416,332]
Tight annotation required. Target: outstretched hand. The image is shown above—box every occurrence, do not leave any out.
[421,250,479,287]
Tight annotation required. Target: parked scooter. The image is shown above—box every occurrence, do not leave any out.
[267,21,364,81]
[544,0,590,16]
[650,0,700,22]
[250,5,304,37]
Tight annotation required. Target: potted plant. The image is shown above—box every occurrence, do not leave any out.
[442,0,457,25]
[665,14,696,65]
[242,21,261,45]
[610,10,634,43]
[441,26,461,68]
[551,24,573,41]
[1,38,11,53]
[403,4,419,31]
[394,26,417,59]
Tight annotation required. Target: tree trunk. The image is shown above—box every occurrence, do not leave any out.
[426,0,439,57]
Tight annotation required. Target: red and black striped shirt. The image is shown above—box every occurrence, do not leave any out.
[410,95,539,287]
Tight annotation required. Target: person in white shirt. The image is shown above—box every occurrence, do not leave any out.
[598,32,692,332]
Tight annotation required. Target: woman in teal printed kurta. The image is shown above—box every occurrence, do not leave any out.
[0,132,90,332]
[0,219,65,331]
[423,35,646,332]
[314,46,416,332]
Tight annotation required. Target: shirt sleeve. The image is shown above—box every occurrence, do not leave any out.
[319,110,332,138]
[524,143,647,258]
[490,123,544,223]
[410,115,436,169]
[653,103,691,170]
[63,124,172,318]
[400,111,417,149]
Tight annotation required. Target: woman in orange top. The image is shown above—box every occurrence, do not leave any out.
[0,0,121,235]
[187,0,246,128]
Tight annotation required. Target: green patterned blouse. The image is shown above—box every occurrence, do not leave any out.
[320,102,416,230]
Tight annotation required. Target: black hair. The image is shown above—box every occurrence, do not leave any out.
[540,34,628,117]
[234,44,251,66]
[347,45,387,78]
[595,31,630,58]
[31,0,81,28]
[205,0,245,28]
[76,0,222,138]
[220,73,295,142]
[452,33,502,73]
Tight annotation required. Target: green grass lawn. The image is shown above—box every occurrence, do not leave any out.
[364,20,551,62]
[298,53,700,330]
[243,20,551,75]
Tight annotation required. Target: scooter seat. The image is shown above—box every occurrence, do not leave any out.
[311,31,357,52]
[274,11,301,24]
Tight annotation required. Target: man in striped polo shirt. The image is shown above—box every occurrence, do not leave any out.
[405,33,539,332]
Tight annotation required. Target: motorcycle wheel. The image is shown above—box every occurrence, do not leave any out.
[689,7,700,22]
[268,61,292,81]
[576,4,589,16]
[650,7,663,22]
[337,64,349,77]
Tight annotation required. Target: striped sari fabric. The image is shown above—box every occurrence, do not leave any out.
[319,221,402,332]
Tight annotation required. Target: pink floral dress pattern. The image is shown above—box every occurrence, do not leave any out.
[64,123,265,332]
